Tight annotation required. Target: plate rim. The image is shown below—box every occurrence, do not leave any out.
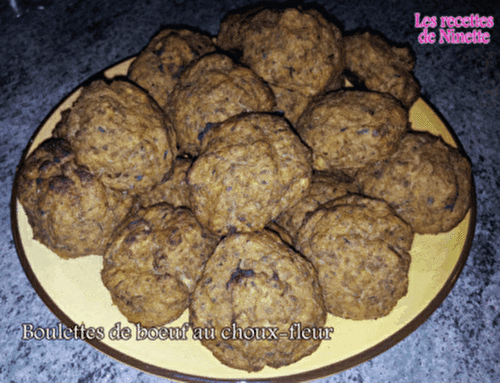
[10,57,477,383]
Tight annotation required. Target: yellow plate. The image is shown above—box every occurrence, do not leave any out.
[11,58,476,382]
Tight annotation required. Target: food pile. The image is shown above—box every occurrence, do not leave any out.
[17,4,472,372]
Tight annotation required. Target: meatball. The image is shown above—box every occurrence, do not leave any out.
[128,28,216,112]
[356,131,472,234]
[296,194,413,320]
[53,79,177,194]
[188,113,312,235]
[217,6,345,97]
[168,53,275,156]
[296,90,408,173]
[101,204,219,327]
[190,231,327,372]
[17,138,135,259]
[344,32,420,108]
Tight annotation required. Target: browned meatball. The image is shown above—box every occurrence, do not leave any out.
[128,28,216,112]
[296,90,408,173]
[345,32,421,108]
[296,194,413,320]
[17,138,135,259]
[188,113,312,236]
[168,53,275,156]
[217,7,345,98]
[102,204,219,327]
[356,131,472,234]
[190,231,327,372]
[53,79,177,194]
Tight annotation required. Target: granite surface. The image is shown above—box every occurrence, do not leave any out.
[1,0,499,382]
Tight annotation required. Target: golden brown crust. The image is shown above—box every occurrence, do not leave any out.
[190,231,326,372]
[188,113,312,236]
[53,79,177,194]
[274,171,359,242]
[101,204,219,327]
[103,269,190,327]
[17,138,135,259]
[168,53,275,156]
[138,157,192,208]
[296,194,413,320]
[321,194,414,251]
[128,28,216,112]
[344,32,420,108]
[217,7,344,98]
[309,235,410,320]
[356,131,472,234]
[296,90,408,172]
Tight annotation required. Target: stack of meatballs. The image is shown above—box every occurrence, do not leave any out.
[17,4,472,373]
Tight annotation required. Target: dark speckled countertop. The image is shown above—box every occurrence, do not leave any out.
[1,0,499,382]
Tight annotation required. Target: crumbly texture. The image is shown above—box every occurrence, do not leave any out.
[296,90,408,172]
[274,171,359,242]
[53,79,177,193]
[308,236,410,320]
[101,204,219,327]
[296,194,413,320]
[168,53,275,156]
[269,84,311,126]
[139,157,192,208]
[190,231,326,372]
[356,131,472,234]
[128,28,216,112]
[217,7,344,98]
[345,32,420,108]
[300,195,414,263]
[17,138,135,259]
[188,113,312,236]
